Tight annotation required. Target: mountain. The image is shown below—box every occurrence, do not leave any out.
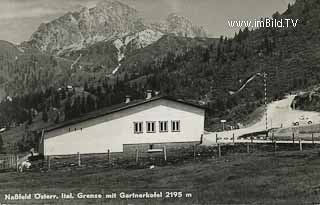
[0,40,23,58]
[107,0,320,129]
[61,29,165,76]
[23,0,145,55]
[0,40,24,101]
[3,0,320,132]
[22,0,207,55]
[120,35,216,75]
[0,0,208,100]
[151,13,207,38]
[0,41,73,99]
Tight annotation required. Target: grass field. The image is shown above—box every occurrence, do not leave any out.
[1,148,320,204]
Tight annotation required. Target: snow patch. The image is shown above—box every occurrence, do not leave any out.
[124,29,163,49]
[6,96,12,102]
[70,54,82,70]
[17,47,24,53]
[108,29,163,77]
[112,64,121,75]
[113,39,124,50]
[57,43,85,55]
[113,39,125,62]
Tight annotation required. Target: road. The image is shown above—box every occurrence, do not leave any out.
[203,95,320,145]
[210,138,320,145]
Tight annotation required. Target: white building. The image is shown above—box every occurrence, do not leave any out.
[39,94,205,156]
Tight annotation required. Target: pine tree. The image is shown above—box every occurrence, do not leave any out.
[64,97,72,120]
[73,96,82,118]
[27,110,33,125]
[0,134,3,152]
[202,48,210,62]
[86,95,96,112]
[42,109,48,122]
[84,82,89,92]
[272,11,281,20]
[80,96,86,114]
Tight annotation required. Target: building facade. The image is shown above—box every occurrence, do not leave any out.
[39,96,205,156]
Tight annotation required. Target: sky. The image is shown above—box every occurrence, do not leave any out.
[0,0,295,44]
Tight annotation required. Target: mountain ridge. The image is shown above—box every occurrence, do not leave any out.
[2,0,320,133]
[21,0,207,55]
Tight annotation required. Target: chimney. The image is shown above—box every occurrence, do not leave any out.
[146,90,152,100]
[125,95,131,104]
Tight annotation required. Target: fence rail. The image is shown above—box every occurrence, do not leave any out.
[217,139,320,144]
[0,155,17,170]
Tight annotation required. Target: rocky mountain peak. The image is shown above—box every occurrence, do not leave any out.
[148,13,207,38]
[93,0,139,18]
[166,13,189,22]
[24,1,207,55]
[96,0,131,9]
[165,13,207,37]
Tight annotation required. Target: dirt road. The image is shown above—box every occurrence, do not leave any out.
[204,95,320,144]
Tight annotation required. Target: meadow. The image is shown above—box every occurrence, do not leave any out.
[1,145,320,204]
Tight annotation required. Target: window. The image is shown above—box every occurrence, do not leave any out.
[134,122,143,133]
[171,120,180,132]
[146,121,156,133]
[159,121,168,132]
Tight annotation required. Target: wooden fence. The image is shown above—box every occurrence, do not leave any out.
[0,154,17,171]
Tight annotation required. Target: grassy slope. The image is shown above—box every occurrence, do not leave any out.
[120,35,217,74]
[241,105,265,127]
[1,150,320,204]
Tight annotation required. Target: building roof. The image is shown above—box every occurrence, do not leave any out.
[43,95,206,132]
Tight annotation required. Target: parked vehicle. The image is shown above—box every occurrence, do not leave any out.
[292,115,313,126]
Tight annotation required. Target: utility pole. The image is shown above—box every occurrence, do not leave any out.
[263,72,268,132]
[228,50,268,135]
[259,50,268,136]
[257,71,268,134]
[221,120,226,131]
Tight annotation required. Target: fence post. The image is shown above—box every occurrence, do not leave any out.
[272,132,275,142]
[135,149,139,164]
[218,144,221,157]
[47,156,51,170]
[193,145,196,160]
[233,133,235,143]
[77,152,81,167]
[163,146,167,161]
[312,133,315,145]
[299,139,302,151]
[9,156,12,169]
[16,155,19,172]
[274,141,277,152]
[247,143,250,153]
[292,133,295,144]
[107,149,110,163]
[251,136,253,144]
[2,157,4,169]
[12,156,15,169]
[216,134,218,143]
